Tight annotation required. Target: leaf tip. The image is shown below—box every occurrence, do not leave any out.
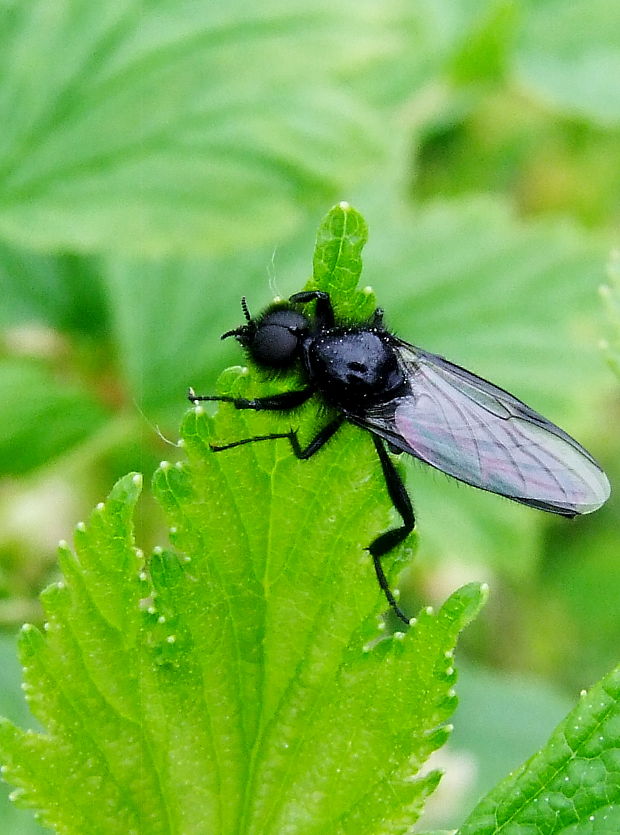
[107,471,143,504]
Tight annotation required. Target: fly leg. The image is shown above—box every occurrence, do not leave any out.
[368,436,415,625]
[289,290,335,328]
[187,387,345,460]
[188,385,329,453]
[205,401,345,458]
[188,386,314,411]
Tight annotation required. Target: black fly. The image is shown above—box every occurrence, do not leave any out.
[189,290,610,625]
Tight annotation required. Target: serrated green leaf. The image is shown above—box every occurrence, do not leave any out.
[0,473,151,834]
[0,635,42,835]
[155,400,487,833]
[0,414,486,833]
[308,201,378,323]
[0,206,486,833]
[312,201,367,289]
[457,665,620,835]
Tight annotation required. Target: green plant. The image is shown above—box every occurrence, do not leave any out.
[2,3,619,829]
[0,204,618,834]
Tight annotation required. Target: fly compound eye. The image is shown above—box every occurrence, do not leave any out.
[252,323,299,366]
[250,309,309,368]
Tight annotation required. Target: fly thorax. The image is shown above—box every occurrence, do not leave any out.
[305,328,405,410]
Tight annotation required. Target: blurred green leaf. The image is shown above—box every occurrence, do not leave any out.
[600,249,620,379]
[347,0,515,107]
[535,494,620,693]
[362,196,609,421]
[0,358,108,476]
[0,0,404,256]
[450,0,519,84]
[516,0,620,126]
[0,246,107,335]
[101,254,248,414]
[457,664,620,834]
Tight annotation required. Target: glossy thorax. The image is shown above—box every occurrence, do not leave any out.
[302,327,406,412]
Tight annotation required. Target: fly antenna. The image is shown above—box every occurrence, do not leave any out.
[221,297,253,340]
[241,296,251,323]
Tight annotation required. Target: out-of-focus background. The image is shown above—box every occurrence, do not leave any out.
[0,1,618,831]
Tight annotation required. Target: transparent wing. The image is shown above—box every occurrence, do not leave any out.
[354,340,610,516]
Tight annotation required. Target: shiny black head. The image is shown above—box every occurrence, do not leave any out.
[222,298,310,369]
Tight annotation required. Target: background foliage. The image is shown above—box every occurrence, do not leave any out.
[0,0,618,832]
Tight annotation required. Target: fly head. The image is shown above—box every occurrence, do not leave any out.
[222,298,310,369]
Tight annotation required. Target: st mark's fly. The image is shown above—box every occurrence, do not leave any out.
[189,290,610,624]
